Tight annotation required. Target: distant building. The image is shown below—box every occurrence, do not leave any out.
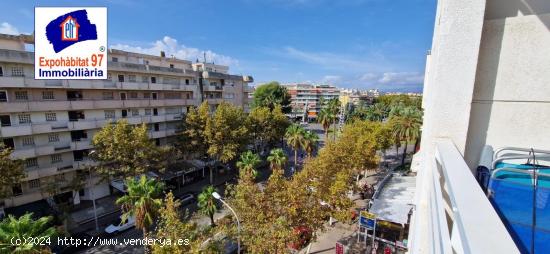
[284,83,339,121]
[339,89,374,107]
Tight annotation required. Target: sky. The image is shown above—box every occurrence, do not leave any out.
[0,0,436,92]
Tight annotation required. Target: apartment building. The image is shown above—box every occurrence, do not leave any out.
[409,0,550,253]
[339,89,374,107]
[285,83,339,121]
[0,33,253,209]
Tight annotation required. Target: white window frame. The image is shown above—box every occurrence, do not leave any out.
[104,110,116,119]
[18,114,31,124]
[11,66,24,77]
[42,90,55,100]
[14,91,29,101]
[28,179,41,189]
[45,112,57,122]
[25,158,38,168]
[22,136,35,146]
[48,133,59,143]
[50,154,62,164]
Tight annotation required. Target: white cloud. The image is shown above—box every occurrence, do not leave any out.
[110,36,239,67]
[0,22,20,35]
[279,46,386,72]
[378,72,424,85]
[321,75,341,84]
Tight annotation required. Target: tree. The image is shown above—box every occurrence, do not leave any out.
[178,101,210,159]
[0,144,25,199]
[252,82,291,113]
[236,151,261,179]
[267,148,287,171]
[92,120,167,179]
[205,102,249,164]
[391,107,423,166]
[285,124,305,168]
[198,185,218,227]
[0,213,57,253]
[116,175,164,237]
[302,131,319,157]
[365,103,388,122]
[317,108,333,139]
[246,106,290,152]
[326,98,341,140]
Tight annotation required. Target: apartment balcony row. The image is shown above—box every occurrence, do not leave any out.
[108,61,198,77]
[409,139,518,253]
[1,113,185,137]
[0,98,199,113]
[0,76,199,92]
[0,48,33,64]
[10,142,73,159]
[23,159,97,181]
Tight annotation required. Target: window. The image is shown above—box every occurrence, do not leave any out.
[152,92,158,100]
[118,75,124,82]
[22,136,34,146]
[0,91,6,102]
[153,108,158,116]
[11,66,24,77]
[120,92,127,100]
[112,57,118,62]
[144,108,152,116]
[185,79,189,85]
[169,64,174,68]
[48,133,59,143]
[12,184,22,196]
[0,66,3,76]
[104,110,115,119]
[51,154,62,163]
[142,76,149,83]
[28,179,40,189]
[18,114,31,124]
[129,92,138,99]
[45,112,57,122]
[102,92,114,100]
[151,76,157,83]
[129,75,136,82]
[131,109,139,116]
[121,109,128,118]
[0,115,10,126]
[143,92,151,99]
[15,91,28,101]
[42,91,55,100]
[25,158,38,168]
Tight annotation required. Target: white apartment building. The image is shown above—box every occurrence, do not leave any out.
[410,0,550,253]
[285,83,340,120]
[0,33,253,209]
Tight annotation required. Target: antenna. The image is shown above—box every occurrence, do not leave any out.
[203,52,206,63]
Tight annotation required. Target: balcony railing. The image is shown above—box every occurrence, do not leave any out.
[409,139,519,254]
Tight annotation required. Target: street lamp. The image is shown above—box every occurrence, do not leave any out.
[87,150,99,232]
[212,191,240,253]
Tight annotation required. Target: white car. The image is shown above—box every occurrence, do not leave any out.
[105,215,135,234]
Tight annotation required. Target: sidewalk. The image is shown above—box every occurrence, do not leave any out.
[70,195,120,225]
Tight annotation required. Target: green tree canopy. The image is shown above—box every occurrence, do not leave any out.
[205,102,249,163]
[0,144,25,199]
[0,213,57,253]
[246,105,290,152]
[252,82,291,113]
[178,101,210,159]
[91,120,168,179]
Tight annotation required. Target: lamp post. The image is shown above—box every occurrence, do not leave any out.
[212,191,240,253]
[87,150,99,232]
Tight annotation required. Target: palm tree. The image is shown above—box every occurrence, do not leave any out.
[317,108,333,139]
[198,185,218,226]
[285,124,305,168]
[302,131,319,157]
[116,175,164,237]
[391,107,422,166]
[237,151,261,179]
[327,98,341,140]
[365,103,388,122]
[0,213,57,253]
[267,148,287,171]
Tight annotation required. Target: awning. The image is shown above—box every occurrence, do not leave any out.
[369,176,416,225]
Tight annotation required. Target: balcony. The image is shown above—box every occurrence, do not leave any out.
[23,166,58,181]
[71,139,92,150]
[409,139,518,253]
[108,61,195,77]
[0,49,33,64]
[0,124,32,136]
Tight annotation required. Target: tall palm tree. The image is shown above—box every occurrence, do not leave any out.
[392,107,422,166]
[116,175,164,237]
[317,108,333,139]
[267,148,287,171]
[327,98,341,140]
[366,103,388,122]
[0,213,57,253]
[285,124,305,168]
[198,185,218,226]
[302,131,319,157]
[236,151,261,179]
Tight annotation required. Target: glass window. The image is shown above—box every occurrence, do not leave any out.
[18,114,31,124]
[25,158,38,168]
[12,184,22,196]
[45,112,57,122]
[51,154,62,163]
[104,110,115,119]
[131,109,139,116]
[129,75,136,82]
[15,91,28,101]
[144,108,152,116]
[11,66,24,77]
[42,91,55,100]
[48,133,59,143]
[129,92,138,99]
[22,136,34,146]
[102,92,114,100]
[28,179,40,189]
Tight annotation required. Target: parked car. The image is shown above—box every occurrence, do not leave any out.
[176,192,196,206]
[105,215,135,234]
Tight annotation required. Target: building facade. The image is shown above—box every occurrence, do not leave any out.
[409,0,550,253]
[0,33,253,209]
[284,83,339,120]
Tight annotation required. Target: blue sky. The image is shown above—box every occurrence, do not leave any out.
[0,0,436,92]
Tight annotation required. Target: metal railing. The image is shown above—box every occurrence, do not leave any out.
[410,139,519,254]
